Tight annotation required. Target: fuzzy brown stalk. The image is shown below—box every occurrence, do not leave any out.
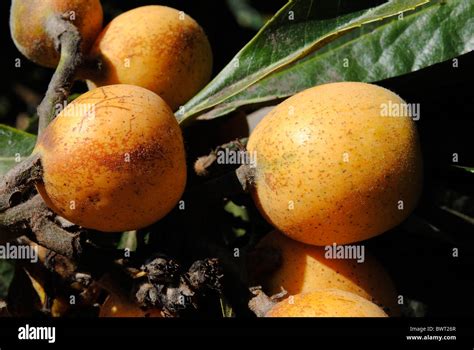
[0,153,42,212]
[0,195,83,258]
[37,14,83,136]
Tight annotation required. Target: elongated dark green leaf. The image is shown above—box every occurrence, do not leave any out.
[117,231,138,251]
[453,165,474,174]
[0,260,15,299]
[0,125,36,176]
[226,0,266,31]
[201,0,474,119]
[178,0,473,122]
[219,297,235,317]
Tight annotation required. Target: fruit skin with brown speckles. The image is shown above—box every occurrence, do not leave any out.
[247,82,423,246]
[252,231,400,316]
[10,0,103,68]
[34,84,186,232]
[85,5,213,111]
[265,289,388,317]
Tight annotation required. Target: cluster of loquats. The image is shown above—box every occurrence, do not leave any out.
[10,1,213,234]
[248,82,422,317]
[10,1,213,315]
[10,1,423,318]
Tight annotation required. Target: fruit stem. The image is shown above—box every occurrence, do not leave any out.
[189,138,255,200]
[248,286,287,317]
[194,138,248,177]
[36,14,83,137]
[0,153,42,212]
[187,169,248,202]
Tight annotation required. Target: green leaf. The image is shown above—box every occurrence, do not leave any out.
[0,260,15,299]
[401,215,456,244]
[452,165,474,174]
[117,231,138,251]
[224,201,250,222]
[178,0,473,122]
[0,125,36,176]
[227,0,266,31]
[219,297,235,317]
[224,201,250,238]
[206,0,474,118]
[232,227,247,238]
[404,298,427,317]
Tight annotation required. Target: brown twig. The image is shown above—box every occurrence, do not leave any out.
[194,138,248,177]
[0,195,38,243]
[190,138,255,200]
[0,153,42,212]
[0,195,84,258]
[37,13,83,137]
[248,286,287,317]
